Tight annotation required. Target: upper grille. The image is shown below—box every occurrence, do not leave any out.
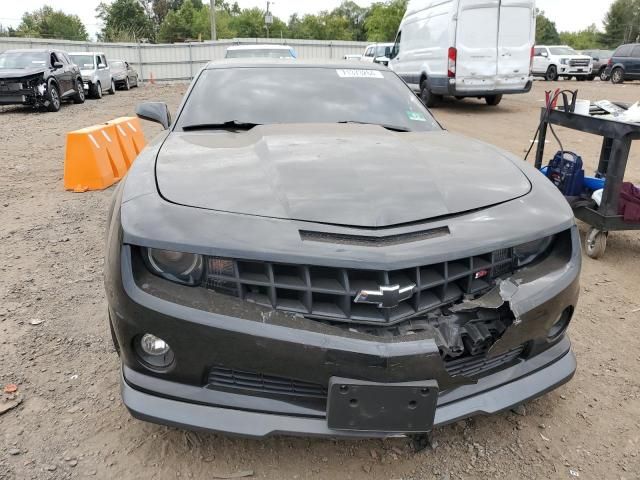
[570,59,590,67]
[205,248,515,325]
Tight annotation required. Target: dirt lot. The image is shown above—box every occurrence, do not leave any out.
[1,79,639,480]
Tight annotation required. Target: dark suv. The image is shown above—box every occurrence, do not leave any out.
[605,43,640,84]
[0,49,85,112]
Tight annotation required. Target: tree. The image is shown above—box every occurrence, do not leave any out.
[229,7,287,38]
[16,5,88,40]
[97,0,155,42]
[0,24,17,37]
[364,0,407,42]
[536,9,560,44]
[559,24,602,50]
[332,1,368,41]
[602,0,640,48]
[158,0,204,41]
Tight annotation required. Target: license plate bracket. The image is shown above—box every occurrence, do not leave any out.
[327,377,438,433]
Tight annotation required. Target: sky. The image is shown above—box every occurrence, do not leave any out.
[0,0,616,41]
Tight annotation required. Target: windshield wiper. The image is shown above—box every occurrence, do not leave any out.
[337,120,411,132]
[182,120,261,131]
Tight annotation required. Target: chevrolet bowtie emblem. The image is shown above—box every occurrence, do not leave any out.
[354,283,417,309]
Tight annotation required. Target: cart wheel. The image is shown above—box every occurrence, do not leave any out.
[585,228,608,259]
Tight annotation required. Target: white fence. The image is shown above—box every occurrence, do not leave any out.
[0,37,369,82]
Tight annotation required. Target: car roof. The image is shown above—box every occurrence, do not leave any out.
[205,59,389,70]
[226,45,292,51]
[4,49,51,54]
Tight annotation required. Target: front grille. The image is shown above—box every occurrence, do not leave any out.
[570,59,590,67]
[205,248,515,325]
[208,367,327,398]
[207,346,525,399]
[444,345,524,377]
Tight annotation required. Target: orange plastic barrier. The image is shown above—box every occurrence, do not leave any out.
[106,117,147,167]
[63,124,128,192]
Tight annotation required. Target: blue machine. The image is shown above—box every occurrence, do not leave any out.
[544,151,585,197]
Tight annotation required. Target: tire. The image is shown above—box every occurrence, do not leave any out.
[611,67,624,84]
[124,77,130,90]
[599,67,609,81]
[45,81,61,112]
[485,94,503,106]
[90,81,102,99]
[420,79,441,108]
[585,227,607,259]
[73,78,85,104]
[108,78,116,95]
[545,65,558,81]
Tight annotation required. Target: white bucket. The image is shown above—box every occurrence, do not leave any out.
[574,99,591,116]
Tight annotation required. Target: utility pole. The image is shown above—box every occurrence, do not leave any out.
[210,0,217,41]
[265,1,274,39]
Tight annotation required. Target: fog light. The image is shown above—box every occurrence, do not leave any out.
[548,307,573,341]
[136,334,174,369]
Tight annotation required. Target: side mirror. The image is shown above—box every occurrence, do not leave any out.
[541,52,548,58]
[136,102,171,130]
[98,63,107,69]
[53,61,63,69]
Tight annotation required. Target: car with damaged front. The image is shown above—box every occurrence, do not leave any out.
[104,60,580,439]
[0,49,85,112]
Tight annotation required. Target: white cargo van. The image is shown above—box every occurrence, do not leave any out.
[389,0,535,107]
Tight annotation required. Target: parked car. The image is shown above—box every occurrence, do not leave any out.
[105,60,580,439]
[69,52,115,99]
[361,43,394,66]
[532,45,593,81]
[0,49,85,112]
[605,43,640,84]
[580,49,613,81]
[110,60,139,90]
[389,0,535,107]
[224,45,296,59]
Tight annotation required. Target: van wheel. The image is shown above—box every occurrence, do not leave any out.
[485,94,503,106]
[545,65,558,81]
[420,80,441,108]
[90,81,102,99]
[611,67,624,84]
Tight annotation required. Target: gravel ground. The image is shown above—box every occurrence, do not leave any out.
[1,80,639,480]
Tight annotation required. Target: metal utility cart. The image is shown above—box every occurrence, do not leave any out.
[534,107,640,259]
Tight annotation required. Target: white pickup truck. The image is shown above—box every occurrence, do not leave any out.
[532,45,593,81]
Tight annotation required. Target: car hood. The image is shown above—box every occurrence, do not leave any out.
[0,67,46,79]
[155,124,531,228]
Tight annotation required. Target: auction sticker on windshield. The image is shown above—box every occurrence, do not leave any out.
[336,69,384,79]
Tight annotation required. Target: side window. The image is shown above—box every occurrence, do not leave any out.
[50,52,59,66]
[365,47,374,57]
[534,47,543,56]
[615,45,633,57]
[631,46,640,58]
[95,55,101,66]
[57,52,68,64]
[391,31,401,58]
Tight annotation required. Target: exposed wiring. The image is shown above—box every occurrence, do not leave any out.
[524,89,576,163]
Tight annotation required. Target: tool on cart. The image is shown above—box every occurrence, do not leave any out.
[544,151,585,197]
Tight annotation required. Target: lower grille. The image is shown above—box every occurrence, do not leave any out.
[208,367,328,398]
[444,345,524,377]
[207,347,525,399]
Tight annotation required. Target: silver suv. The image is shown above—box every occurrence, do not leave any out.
[69,52,115,99]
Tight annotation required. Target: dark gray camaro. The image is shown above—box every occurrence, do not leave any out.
[104,60,580,438]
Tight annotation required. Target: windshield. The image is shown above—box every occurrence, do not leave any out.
[549,47,577,56]
[177,67,440,133]
[225,48,294,59]
[0,52,47,69]
[70,55,95,69]
[375,45,391,57]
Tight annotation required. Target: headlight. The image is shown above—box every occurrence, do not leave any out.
[143,248,204,285]
[513,235,555,267]
[560,58,568,65]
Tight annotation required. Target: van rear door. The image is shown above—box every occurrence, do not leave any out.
[496,0,534,90]
[455,0,499,93]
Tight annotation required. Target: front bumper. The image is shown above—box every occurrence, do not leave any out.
[558,65,592,76]
[122,337,575,438]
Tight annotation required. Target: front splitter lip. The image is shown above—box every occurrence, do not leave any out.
[121,342,576,439]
